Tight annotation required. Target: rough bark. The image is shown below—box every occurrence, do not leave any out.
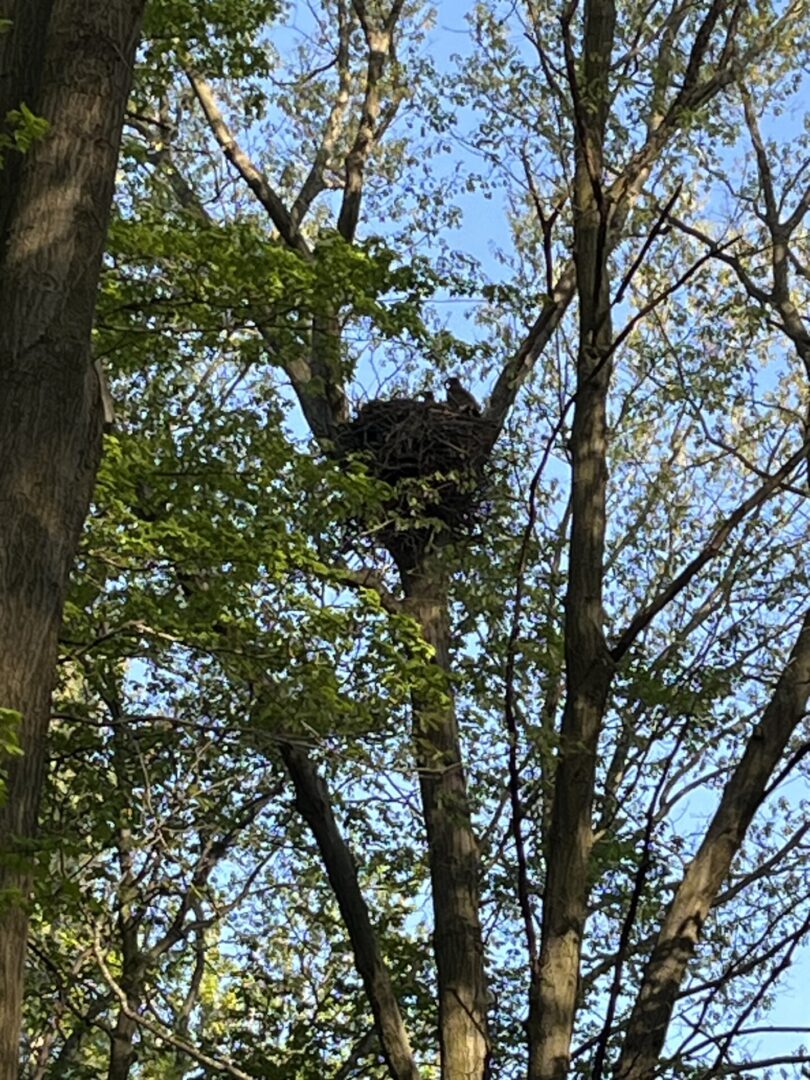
[0,3,144,1075]
[400,560,490,1080]
[615,610,810,1080]
[281,743,421,1080]
[527,1,616,1076]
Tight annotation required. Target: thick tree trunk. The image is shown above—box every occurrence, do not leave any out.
[0,3,143,1075]
[401,560,490,1080]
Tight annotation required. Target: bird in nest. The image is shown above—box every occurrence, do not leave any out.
[445,376,481,416]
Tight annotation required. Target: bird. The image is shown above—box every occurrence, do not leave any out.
[445,376,481,416]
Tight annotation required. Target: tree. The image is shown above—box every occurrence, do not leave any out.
[14,0,810,1077]
[0,3,145,1076]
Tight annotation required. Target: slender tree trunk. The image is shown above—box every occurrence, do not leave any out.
[401,558,490,1080]
[107,993,139,1080]
[281,743,422,1080]
[527,1,616,1076]
[106,946,140,1080]
[107,719,142,1080]
[615,610,810,1079]
[0,3,143,1075]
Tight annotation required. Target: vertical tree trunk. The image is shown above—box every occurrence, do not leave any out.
[107,949,139,1080]
[527,1,616,1076]
[0,3,143,1075]
[400,558,490,1080]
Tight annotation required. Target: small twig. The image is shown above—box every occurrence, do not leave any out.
[606,238,737,363]
[92,930,255,1080]
[611,435,810,661]
[612,182,683,306]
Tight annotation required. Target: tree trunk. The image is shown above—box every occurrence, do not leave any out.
[615,609,810,1079]
[401,559,490,1080]
[527,1,616,1075]
[107,1005,138,1080]
[0,3,143,1075]
[281,742,421,1080]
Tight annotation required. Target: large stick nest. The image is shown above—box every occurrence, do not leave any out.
[337,397,497,565]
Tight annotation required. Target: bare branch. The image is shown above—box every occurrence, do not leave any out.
[782,181,810,236]
[291,0,353,230]
[647,0,690,133]
[671,0,726,112]
[93,932,256,1080]
[503,456,547,967]
[708,1054,810,1076]
[184,66,310,256]
[485,19,750,437]
[740,84,779,225]
[613,182,682,305]
[280,742,421,1080]
[520,147,562,295]
[145,787,279,964]
[337,0,404,241]
[484,263,576,432]
[611,437,810,661]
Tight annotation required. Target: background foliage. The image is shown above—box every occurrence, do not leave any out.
[16,0,810,1076]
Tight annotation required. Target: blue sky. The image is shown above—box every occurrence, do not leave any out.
[275,0,810,1066]
[178,0,810,1069]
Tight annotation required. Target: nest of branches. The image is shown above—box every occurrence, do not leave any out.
[337,397,496,567]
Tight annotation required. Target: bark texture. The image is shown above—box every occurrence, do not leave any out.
[281,743,421,1080]
[401,561,490,1080]
[0,3,143,1075]
[527,1,616,1076]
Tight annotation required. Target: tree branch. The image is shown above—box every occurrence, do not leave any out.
[611,437,810,662]
[290,0,353,230]
[336,0,404,241]
[184,65,310,257]
[93,931,256,1080]
[280,742,421,1080]
[615,609,810,1079]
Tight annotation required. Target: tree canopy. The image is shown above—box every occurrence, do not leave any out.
[6,0,810,1076]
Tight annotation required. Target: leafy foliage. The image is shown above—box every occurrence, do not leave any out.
[0,103,49,168]
[17,0,810,1077]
